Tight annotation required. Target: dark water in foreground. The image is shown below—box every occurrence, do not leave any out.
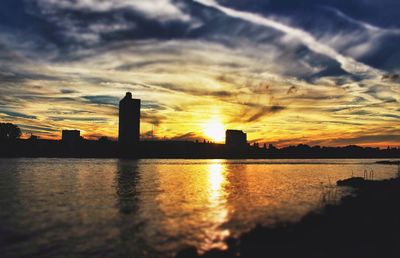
[0,159,398,258]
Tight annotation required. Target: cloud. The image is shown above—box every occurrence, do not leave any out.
[141,112,167,127]
[382,73,400,83]
[235,104,286,123]
[247,105,286,122]
[82,95,119,106]
[48,116,108,122]
[156,82,235,98]
[287,86,298,95]
[382,114,400,120]
[20,124,57,133]
[328,134,400,146]
[13,0,200,48]
[0,110,37,120]
[35,0,192,23]
[321,6,400,35]
[193,0,382,77]
[169,132,199,141]
[60,88,79,94]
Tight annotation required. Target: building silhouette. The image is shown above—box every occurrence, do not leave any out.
[225,130,247,148]
[62,130,81,151]
[119,92,141,145]
[62,130,80,144]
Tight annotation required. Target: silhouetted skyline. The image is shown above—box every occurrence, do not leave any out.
[0,90,399,159]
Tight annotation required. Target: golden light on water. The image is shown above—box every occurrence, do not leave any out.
[6,159,399,257]
[203,118,225,143]
[208,162,226,203]
[200,160,230,251]
[148,159,231,253]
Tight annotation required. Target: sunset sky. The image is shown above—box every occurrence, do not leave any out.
[0,0,399,146]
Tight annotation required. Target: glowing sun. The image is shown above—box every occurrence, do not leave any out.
[204,119,225,142]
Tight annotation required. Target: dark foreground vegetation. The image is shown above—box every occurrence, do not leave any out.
[176,172,400,258]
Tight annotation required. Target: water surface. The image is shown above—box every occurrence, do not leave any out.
[0,159,398,258]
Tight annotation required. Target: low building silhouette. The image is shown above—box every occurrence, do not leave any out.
[119,92,141,145]
[62,130,81,144]
[225,130,247,148]
[61,130,81,153]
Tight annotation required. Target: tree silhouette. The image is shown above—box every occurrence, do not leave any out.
[0,123,22,141]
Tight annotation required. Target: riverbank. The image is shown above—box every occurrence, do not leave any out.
[176,175,400,258]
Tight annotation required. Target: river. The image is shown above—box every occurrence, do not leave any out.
[0,158,398,258]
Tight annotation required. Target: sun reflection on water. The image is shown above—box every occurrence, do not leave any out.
[200,160,230,252]
[208,162,225,203]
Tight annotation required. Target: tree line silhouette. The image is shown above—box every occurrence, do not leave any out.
[0,123,21,141]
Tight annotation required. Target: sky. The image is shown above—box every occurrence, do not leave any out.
[0,0,399,147]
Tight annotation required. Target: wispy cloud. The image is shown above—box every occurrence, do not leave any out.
[0,110,37,120]
[321,6,400,35]
[193,0,382,77]
[35,0,193,23]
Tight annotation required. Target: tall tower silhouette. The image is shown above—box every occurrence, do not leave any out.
[119,92,140,145]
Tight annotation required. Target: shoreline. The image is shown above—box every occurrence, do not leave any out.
[1,140,399,160]
[176,175,400,258]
